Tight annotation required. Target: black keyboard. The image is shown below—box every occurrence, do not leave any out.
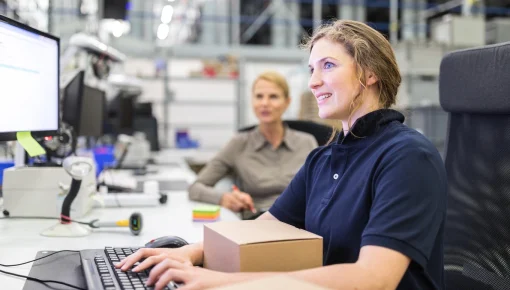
[88,247,179,290]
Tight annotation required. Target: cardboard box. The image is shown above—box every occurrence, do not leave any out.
[210,275,332,290]
[203,220,323,272]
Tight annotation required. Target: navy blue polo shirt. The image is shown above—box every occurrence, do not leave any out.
[269,109,447,290]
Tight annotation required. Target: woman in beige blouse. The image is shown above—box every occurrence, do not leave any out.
[188,71,318,217]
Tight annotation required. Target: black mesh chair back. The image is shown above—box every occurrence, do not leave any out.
[440,42,510,290]
[239,120,334,146]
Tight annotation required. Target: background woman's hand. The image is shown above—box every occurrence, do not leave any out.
[220,185,256,213]
[220,192,246,212]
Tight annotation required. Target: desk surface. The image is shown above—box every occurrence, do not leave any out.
[0,191,239,289]
[153,148,218,165]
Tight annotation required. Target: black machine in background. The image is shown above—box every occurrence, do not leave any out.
[133,102,160,152]
[105,92,160,152]
[60,70,106,150]
[37,70,107,164]
[79,85,106,138]
[102,0,129,20]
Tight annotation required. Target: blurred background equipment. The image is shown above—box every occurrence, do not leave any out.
[2,0,510,174]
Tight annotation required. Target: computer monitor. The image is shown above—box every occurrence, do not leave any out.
[0,15,59,141]
[79,85,106,137]
[62,71,106,138]
[62,70,85,133]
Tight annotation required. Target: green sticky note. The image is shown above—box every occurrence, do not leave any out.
[193,205,220,214]
[16,131,46,157]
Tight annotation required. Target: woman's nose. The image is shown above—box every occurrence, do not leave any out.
[308,71,323,90]
[260,97,270,106]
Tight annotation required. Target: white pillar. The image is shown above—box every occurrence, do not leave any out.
[272,0,287,47]
[401,0,416,40]
[199,0,216,45]
[216,0,229,45]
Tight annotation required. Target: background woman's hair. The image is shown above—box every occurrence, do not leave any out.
[252,71,290,98]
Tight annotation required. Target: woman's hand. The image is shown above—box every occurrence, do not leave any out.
[114,246,197,272]
[220,192,246,212]
[147,259,235,290]
[220,185,256,213]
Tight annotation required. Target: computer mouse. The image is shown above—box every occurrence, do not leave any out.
[144,235,189,248]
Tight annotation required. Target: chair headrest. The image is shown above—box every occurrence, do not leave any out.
[439,42,510,114]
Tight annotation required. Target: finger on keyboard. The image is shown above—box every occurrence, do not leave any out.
[121,252,143,271]
[134,255,163,272]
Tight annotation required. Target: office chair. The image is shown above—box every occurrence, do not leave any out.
[440,42,510,290]
[239,120,334,146]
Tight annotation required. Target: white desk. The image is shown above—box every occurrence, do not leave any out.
[101,165,197,192]
[152,148,218,166]
[0,191,239,289]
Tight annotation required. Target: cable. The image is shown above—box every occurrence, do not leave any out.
[0,250,86,290]
[0,269,86,290]
[106,168,122,208]
[0,216,90,226]
[0,250,80,267]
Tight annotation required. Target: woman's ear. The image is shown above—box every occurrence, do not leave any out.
[365,70,378,87]
[284,96,291,110]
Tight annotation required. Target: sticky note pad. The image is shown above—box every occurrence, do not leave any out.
[16,131,46,157]
[193,205,220,214]
[193,205,220,222]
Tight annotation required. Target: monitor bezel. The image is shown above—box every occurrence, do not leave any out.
[0,15,60,141]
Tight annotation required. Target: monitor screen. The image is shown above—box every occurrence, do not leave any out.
[0,15,59,138]
[62,70,85,132]
[79,85,105,137]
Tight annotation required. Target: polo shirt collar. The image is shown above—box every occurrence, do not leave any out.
[252,124,297,151]
[337,109,405,144]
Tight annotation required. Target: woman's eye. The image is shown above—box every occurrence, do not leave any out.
[324,62,334,69]
[309,68,314,75]
[270,94,278,99]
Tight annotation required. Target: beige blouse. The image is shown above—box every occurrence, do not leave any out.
[188,127,318,211]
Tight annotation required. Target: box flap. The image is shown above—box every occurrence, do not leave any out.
[209,275,332,290]
[204,220,322,245]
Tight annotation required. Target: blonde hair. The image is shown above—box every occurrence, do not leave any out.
[302,20,401,143]
[252,71,290,98]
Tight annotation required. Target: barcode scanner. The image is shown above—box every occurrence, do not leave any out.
[88,212,143,235]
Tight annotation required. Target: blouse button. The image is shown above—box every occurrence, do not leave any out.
[333,173,339,180]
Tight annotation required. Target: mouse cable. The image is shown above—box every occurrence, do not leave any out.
[0,250,86,290]
[0,216,90,226]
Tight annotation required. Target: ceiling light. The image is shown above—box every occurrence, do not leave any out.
[161,5,174,24]
[157,23,170,40]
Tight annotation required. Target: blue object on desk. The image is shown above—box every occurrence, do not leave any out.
[93,146,116,176]
[175,130,199,149]
[0,161,14,185]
